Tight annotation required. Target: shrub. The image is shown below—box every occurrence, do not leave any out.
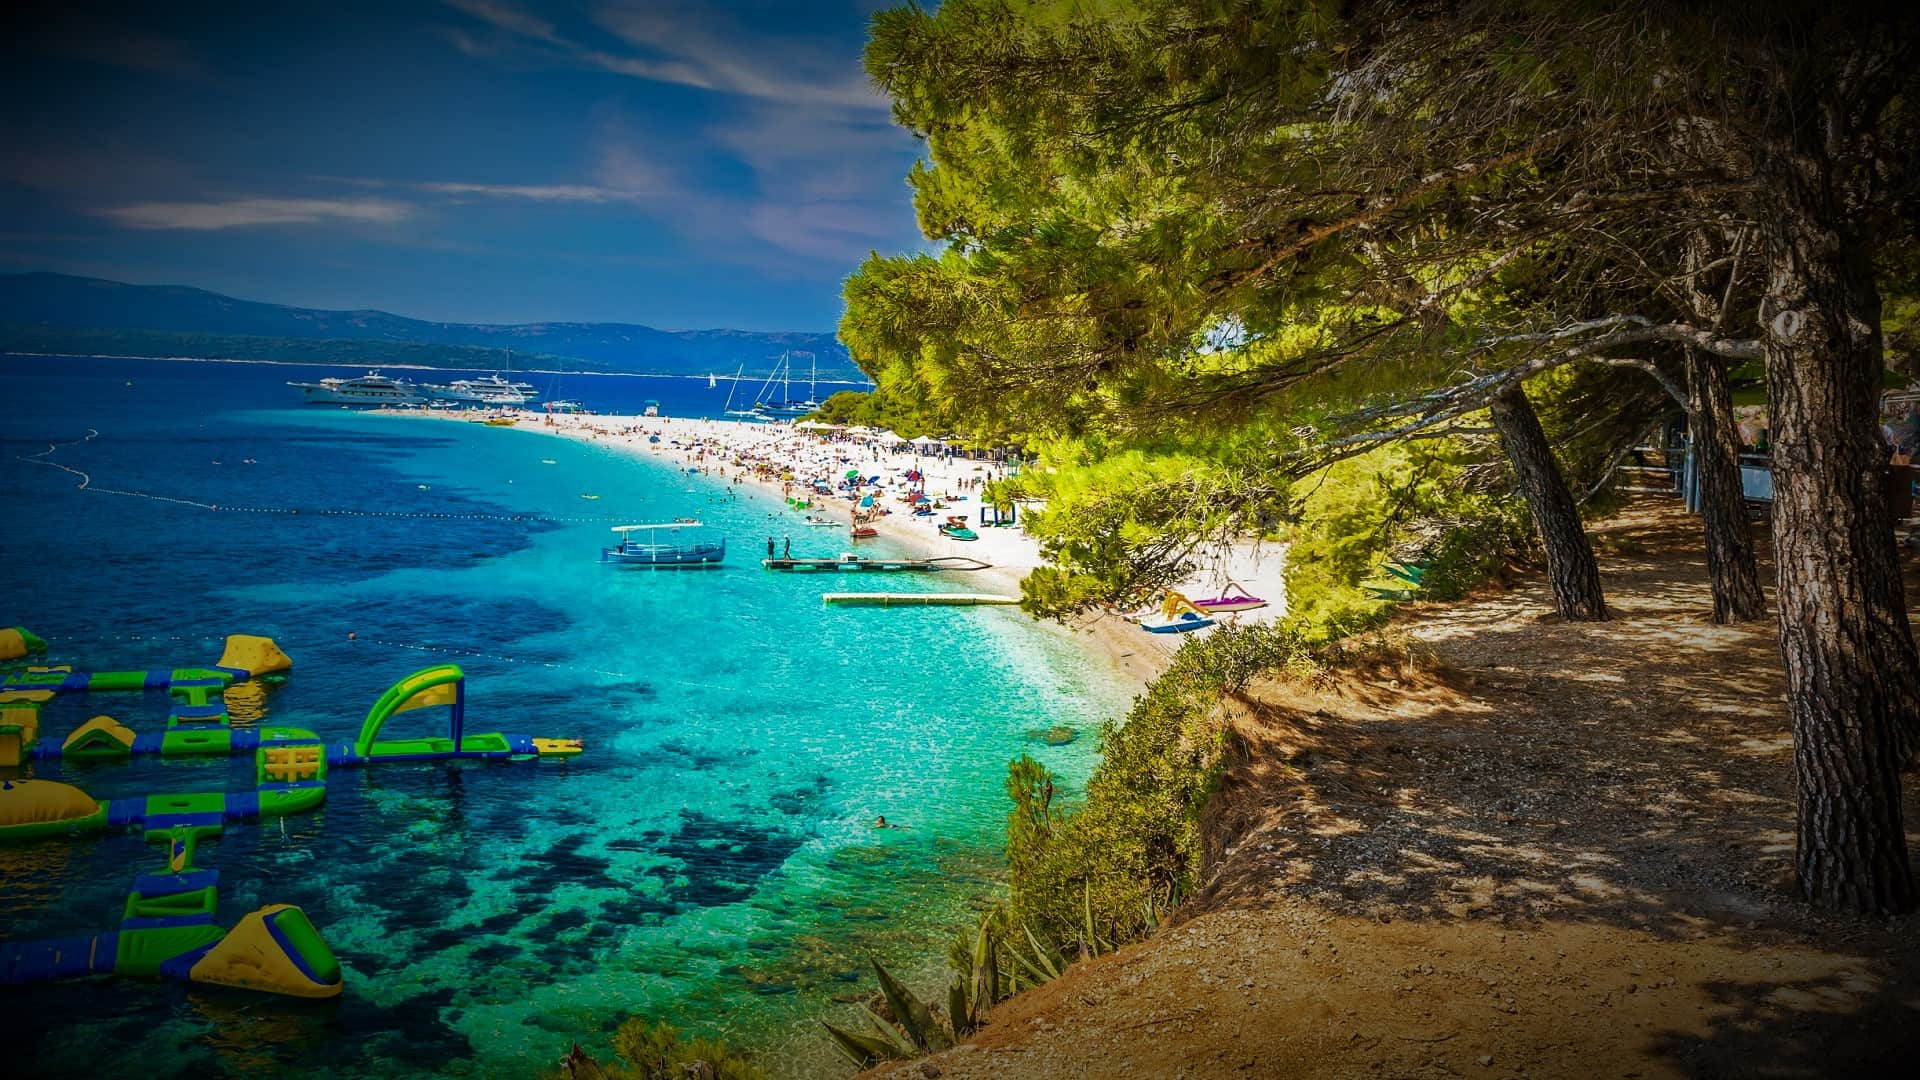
[1004,622,1316,943]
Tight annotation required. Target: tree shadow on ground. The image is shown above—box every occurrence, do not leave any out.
[1195,497,1919,954]
[1645,962,1920,1076]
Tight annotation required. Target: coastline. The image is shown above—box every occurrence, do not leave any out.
[0,350,874,384]
[383,407,1197,690]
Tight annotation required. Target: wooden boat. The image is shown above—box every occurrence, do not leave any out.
[1191,582,1269,613]
[601,523,726,567]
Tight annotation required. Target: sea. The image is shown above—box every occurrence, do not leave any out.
[0,355,1126,1078]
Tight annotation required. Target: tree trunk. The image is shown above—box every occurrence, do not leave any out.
[1756,125,1919,913]
[1684,347,1767,622]
[1489,384,1608,621]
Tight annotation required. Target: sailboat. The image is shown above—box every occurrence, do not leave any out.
[754,351,822,419]
[721,363,771,421]
[544,366,585,413]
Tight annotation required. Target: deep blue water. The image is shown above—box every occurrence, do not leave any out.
[0,355,1121,1078]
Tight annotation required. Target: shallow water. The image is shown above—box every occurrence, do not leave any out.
[0,355,1125,1077]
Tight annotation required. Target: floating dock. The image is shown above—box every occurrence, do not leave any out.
[823,592,1020,607]
[764,555,992,573]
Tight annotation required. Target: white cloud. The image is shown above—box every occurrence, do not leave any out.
[587,2,885,109]
[97,197,413,230]
[419,181,629,202]
[440,0,886,109]
[440,0,566,46]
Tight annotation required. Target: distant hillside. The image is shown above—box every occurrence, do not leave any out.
[0,272,859,379]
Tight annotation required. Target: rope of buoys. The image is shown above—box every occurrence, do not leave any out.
[18,429,640,524]
[18,429,218,509]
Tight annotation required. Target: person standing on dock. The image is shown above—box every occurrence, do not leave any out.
[767,537,775,558]
[783,536,792,558]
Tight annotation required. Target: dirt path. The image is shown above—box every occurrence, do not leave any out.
[877,501,1920,1078]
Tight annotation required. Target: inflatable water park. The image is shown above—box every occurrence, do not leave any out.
[0,626,582,999]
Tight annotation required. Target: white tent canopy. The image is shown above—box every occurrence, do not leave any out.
[878,430,909,444]
[909,434,944,448]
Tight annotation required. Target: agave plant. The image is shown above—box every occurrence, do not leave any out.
[822,960,954,1068]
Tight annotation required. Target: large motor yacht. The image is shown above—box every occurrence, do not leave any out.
[288,370,426,405]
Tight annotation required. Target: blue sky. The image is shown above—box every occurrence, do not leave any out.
[0,1,928,331]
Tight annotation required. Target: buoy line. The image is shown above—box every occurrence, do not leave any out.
[18,429,637,524]
[18,429,217,510]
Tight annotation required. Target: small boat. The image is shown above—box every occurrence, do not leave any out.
[581,494,600,500]
[803,516,839,527]
[939,515,979,541]
[851,525,879,539]
[643,400,661,417]
[541,458,558,465]
[1191,582,1269,613]
[1139,611,1216,634]
[483,417,517,427]
[602,523,726,567]
[1138,591,1216,633]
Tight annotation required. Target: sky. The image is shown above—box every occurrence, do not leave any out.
[0,0,930,331]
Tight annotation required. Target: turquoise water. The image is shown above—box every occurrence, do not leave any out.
[1,356,1124,1077]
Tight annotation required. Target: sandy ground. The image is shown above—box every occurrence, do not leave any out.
[869,499,1920,1079]
[393,409,1289,689]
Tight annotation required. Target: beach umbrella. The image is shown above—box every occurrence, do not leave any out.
[860,495,875,507]
[845,468,861,478]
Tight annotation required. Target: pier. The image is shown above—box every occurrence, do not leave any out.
[763,555,992,572]
[822,592,1020,607]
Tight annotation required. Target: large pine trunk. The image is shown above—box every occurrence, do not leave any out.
[1684,348,1767,622]
[1489,384,1608,621]
[1757,132,1920,913]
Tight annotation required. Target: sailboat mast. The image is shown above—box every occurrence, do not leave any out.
[722,362,745,411]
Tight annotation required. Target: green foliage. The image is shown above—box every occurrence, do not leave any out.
[807,387,957,440]
[1283,441,1527,636]
[561,1017,765,1080]
[821,960,959,1069]
[1001,448,1287,617]
[1005,621,1316,943]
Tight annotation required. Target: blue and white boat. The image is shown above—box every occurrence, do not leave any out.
[601,523,726,567]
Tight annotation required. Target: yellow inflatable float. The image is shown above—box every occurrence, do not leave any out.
[215,635,292,678]
[188,904,343,998]
[0,779,106,840]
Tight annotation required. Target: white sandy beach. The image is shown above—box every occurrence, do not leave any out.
[392,408,1287,686]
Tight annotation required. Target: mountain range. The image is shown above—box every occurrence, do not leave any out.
[0,272,862,380]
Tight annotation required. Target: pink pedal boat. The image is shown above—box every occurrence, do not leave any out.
[1190,582,1269,613]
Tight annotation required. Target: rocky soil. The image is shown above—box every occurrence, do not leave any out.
[872,501,1920,1078]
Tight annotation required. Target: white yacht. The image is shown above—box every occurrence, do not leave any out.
[423,374,542,405]
[288,371,426,405]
